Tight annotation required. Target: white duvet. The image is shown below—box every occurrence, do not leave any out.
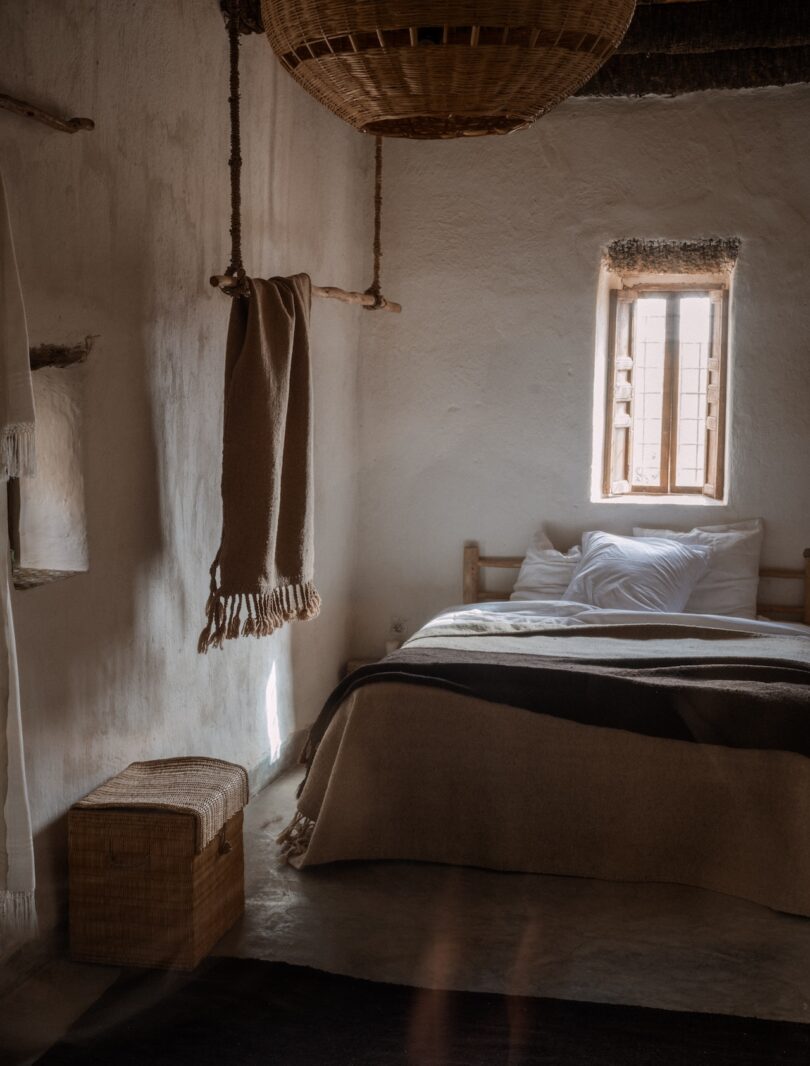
[411,599,810,641]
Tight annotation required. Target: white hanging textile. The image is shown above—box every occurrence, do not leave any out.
[0,167,37,949]
[1,171,35,480]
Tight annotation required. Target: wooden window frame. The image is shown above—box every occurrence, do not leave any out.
[603,282,728,500]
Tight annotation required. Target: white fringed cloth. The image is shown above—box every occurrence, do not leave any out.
[0,169,37,951]
[199,275,320,651]
[1,172,35,480]
[74,757,249,853]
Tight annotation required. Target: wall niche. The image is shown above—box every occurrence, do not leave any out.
[8,338,92,589]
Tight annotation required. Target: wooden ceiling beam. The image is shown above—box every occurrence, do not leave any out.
[219,0,808,99]
[579,45,810,97]
[620,0,810,56]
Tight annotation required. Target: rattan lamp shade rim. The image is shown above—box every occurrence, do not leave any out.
[261,1,637,139]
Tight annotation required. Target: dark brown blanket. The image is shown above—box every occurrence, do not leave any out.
[300,645,810,788]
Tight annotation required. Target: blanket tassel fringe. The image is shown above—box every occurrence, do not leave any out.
[276,810,315,863]
[198,572,320,653]
[0,890,38,946]
[1,422,36,480]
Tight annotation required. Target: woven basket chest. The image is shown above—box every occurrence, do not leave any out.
[68,759,247,970]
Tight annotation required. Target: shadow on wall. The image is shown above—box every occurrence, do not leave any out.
[13,302,163,932]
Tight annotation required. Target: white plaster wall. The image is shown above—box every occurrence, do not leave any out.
[1,1,368,934]
[355,86,810,654]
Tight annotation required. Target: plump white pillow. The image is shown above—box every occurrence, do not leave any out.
[511,528,581,601]
[563,530,713,612]
[632,519,764,619]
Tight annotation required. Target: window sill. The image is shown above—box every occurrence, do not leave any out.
[592,493,727,506]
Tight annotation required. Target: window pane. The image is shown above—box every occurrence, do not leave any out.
[679,419,698,445]
[675,296,711,487]
[630,298,666,486]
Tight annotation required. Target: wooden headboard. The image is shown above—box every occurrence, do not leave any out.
[463,542,810,625]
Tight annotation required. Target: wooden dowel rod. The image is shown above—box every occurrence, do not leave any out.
[209,274,245,290]
[759,567,804,580]
[314,285,401,313]
[0,92,94,134]
[210,274,402,313]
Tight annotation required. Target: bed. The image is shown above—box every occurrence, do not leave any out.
[281,535,810,917]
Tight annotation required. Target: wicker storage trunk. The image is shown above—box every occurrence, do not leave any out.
[68,807,244,970]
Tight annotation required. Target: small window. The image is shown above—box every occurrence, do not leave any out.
[603,283,728,500]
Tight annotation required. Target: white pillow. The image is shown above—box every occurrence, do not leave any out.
[511,529,581,601]
[563,530,713,612]
[632,519,764,619]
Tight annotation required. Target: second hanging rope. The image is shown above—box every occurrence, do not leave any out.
[365,136,385,310]
[210,3,401,313]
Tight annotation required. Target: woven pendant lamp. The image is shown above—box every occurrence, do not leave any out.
[261,1,636,139]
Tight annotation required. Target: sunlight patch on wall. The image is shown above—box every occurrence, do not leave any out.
[265,662,282,763]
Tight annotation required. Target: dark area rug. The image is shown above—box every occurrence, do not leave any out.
[36,957,810,1065]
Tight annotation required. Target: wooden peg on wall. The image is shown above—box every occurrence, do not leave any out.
[0,91,94,134]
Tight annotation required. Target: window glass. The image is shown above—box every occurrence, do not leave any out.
[630,297,666,488]
[675,296,711,488]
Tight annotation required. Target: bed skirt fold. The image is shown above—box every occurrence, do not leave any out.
[286,682,810,918]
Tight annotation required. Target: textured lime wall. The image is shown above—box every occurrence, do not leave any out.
[354,85,810,654]
[0,0,369,935]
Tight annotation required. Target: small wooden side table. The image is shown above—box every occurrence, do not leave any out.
[343,657,378,676]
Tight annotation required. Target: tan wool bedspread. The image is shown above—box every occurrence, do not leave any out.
[287,680,810,917]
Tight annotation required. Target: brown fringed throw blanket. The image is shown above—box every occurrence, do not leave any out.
[199,275,320,652]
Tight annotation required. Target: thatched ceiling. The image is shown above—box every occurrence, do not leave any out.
[227,1,810,98]
[581,0,810,96]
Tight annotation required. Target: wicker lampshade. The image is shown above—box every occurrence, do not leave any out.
[261,1,637,139]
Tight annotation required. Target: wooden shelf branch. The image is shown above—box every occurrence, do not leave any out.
[29,336,95,371]
[210,274,402,313]
[1,92,94,134]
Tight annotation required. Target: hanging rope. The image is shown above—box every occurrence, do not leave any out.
[364,136,385,310]
[224,0,249,298]
[210,19,400,312]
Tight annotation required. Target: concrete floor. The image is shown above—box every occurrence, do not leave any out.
[3,768,810,1063]
[219,771,810,1023]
